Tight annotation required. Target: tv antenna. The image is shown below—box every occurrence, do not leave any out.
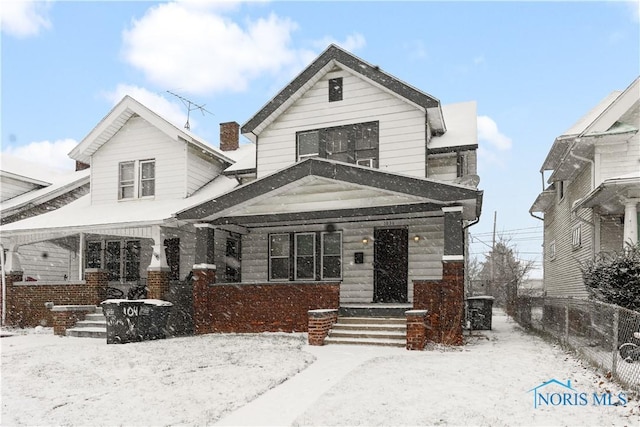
[166,90,214,131]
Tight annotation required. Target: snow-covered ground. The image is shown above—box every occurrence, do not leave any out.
[1,310,639,426]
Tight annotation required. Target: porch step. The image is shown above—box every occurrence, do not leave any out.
[66,307,107,339]
[325,316,406,348]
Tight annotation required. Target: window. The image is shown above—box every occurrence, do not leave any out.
[557,181,565,201]
[295,233,316,280]
[269,234,290,280]
[269,231,342,281]
[119,162,135,199]
[329,77,343,102]
[118,159,155,200]
[296,122,379,166]
[572,225,582,249]
[322,232,342,279]
[88,239,140,282]
[549,240,556,261]
[297,131,319,160]
[86,242,102,269]
[225,237,241,283]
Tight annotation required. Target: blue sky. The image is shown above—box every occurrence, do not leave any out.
[2,0,639,276]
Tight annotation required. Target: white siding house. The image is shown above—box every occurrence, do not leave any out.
[531,76,640,298]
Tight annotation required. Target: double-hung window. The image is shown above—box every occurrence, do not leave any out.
[269,231,342,281]
[119,159,155,200]
[296,122,379,166]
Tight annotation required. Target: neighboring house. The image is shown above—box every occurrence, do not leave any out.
[176,44,483,341]
[530,77,640,298]
[1,155,90,281]
[0,95,255,325]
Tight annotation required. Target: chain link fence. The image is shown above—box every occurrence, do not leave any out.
[515,296,640,392]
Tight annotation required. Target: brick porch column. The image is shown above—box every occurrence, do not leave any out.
[84,269,108,305]
[441,261,465,346]
[3,271,23,326]
[413,280,442,343]
[192,265,216,335]
[147,269,170,300]
[406,310,428,350]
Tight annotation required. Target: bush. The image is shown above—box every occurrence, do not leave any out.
[581,243,640,311]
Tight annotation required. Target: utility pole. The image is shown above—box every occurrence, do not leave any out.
[490,211,497,296]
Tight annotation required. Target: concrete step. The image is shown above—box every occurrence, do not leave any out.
[325,316,407,348]
[65,307,107,339]
[66,327,107,339]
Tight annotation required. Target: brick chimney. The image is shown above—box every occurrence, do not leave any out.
[220,122,239,152]
[75,161,90,171]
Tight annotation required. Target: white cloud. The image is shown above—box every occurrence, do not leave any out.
[0,0,52,38]
[122,2,303,95]
[3,139,77,171]
[313,33,367,53]
[477,115,512,151]
[103,84,192,130]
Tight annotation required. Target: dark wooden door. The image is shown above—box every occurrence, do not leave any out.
[373,228,408,303]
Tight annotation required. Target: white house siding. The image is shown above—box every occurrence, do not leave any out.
[91,116,187,204]
[256,70,426,178]
[543,166,593,299]
[237,216,444,304]
[186,146,225,197]
[19,242,72,281]
[595,133,640,184]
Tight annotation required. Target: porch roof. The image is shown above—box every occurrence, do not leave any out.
[0,175,239,243]
[573,172,640,215]
[176,158,483,225]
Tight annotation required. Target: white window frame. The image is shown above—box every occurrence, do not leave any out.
[356,158,374,168]
[321,231,342,279]
[549,240,556,261]
[294,233,316,280]
[269,234,290,280]
[297,131,320,161]
[118,159,155,200]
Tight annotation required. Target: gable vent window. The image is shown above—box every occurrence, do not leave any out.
[119,159,155,200]
[329,77,343,102]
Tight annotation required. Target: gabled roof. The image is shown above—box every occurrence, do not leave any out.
[541,77,640,180]
[241,44,444,141]
[176,157,483,224]
[69,95,235,165]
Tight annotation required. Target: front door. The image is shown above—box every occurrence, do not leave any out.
[373,228,408,303]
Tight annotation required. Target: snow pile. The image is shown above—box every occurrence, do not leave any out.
[1,311,639,426]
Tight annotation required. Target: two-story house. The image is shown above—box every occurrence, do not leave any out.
[530,76,640,298]
[176,44,483,343]
[0,95,254,326]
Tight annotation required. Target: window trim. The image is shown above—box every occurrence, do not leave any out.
[296,122,379,165]
[87,239,141,283]
[321,231,342,280]
[269,233,291,280]
[268,231,343,281]
[549,240,556,261]
[294,232,316,280]
[118,159,156,200]
[572,225,582,249]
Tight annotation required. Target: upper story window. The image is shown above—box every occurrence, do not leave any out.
[329,77,343,102]
[572,225,582,249]
[119,159,155,200]
[557,181,565,202]
[296,122,379,167]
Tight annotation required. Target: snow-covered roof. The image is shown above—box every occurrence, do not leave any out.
[428,101,477,150]
[69,96,235,166]
[1,175,238,234]
[0,153,73,185]
[223,143,256,173]
[560,91,622,137]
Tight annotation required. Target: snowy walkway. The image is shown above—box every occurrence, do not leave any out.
[215,343,404,426]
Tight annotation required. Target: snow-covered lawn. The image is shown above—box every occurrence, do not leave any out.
[1,311,639,426]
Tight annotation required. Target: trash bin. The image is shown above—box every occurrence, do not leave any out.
[466,296,494,330]
[144,299,173,340]
[101,299,147,344]
[101,299,173,344]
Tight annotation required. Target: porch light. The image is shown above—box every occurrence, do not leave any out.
[362,237,369,245]
[413,235,421,242]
